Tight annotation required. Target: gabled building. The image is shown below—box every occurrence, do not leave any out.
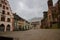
[30,17,41,29]
[13,13,20,31]
[31,21,41,29]
[13,13,31,31]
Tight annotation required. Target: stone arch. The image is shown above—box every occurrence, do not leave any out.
[0,24,5,32]
[6,24,10,31]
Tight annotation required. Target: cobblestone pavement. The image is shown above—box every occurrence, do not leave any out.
[0,29,60,40]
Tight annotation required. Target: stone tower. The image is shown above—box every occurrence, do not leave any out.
[0,0,14,32]
[47,0,53,28]
[47,0,53,9]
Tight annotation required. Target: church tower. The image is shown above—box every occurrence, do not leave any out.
[47,0,53,28]
[47,0,53,9]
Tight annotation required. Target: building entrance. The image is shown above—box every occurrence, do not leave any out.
[0,24,5,32]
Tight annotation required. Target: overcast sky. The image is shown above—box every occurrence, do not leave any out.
[8,0,58,20]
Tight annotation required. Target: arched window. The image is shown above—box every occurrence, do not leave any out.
[7,18,10,22]
[6,24,10,31]
[3,5,5,9]
[6,7,9,10]
[0,24,5,31]
[7,12,10,15]
[1,16,5,21]
[2,10,5,14]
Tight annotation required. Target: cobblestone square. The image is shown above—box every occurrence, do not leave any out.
[0,29,60,40]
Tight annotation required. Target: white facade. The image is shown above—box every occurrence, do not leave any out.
[0,0,14,32]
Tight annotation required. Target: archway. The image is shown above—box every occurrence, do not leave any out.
[6,24,10,31]
[0,24,5,32]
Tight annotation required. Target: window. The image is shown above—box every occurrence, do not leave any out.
[7,25,10,31]
[0,4,2,7]
[1,0,5,3]
[1,16,5,21]
[0,24,5,31]
[3,5,5,9]
[1,0,7,5]
[7,12,10,15]
[49,15,51,19]
[48,1,53,6]
[6,7,9,10]
[3,0,5,1]
[5,2,7,5]
[2,10,5,14]
[7,18,10,22]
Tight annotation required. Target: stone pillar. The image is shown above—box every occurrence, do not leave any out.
[4,25,6,32]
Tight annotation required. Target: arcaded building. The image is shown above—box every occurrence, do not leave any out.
[0,0,14,32]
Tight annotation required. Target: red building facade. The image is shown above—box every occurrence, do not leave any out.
[41,0,60,29]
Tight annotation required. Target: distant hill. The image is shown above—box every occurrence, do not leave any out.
[28,17,43,22]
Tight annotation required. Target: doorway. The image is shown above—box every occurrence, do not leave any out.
[6,24,10,31]
[0,24,5,32]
